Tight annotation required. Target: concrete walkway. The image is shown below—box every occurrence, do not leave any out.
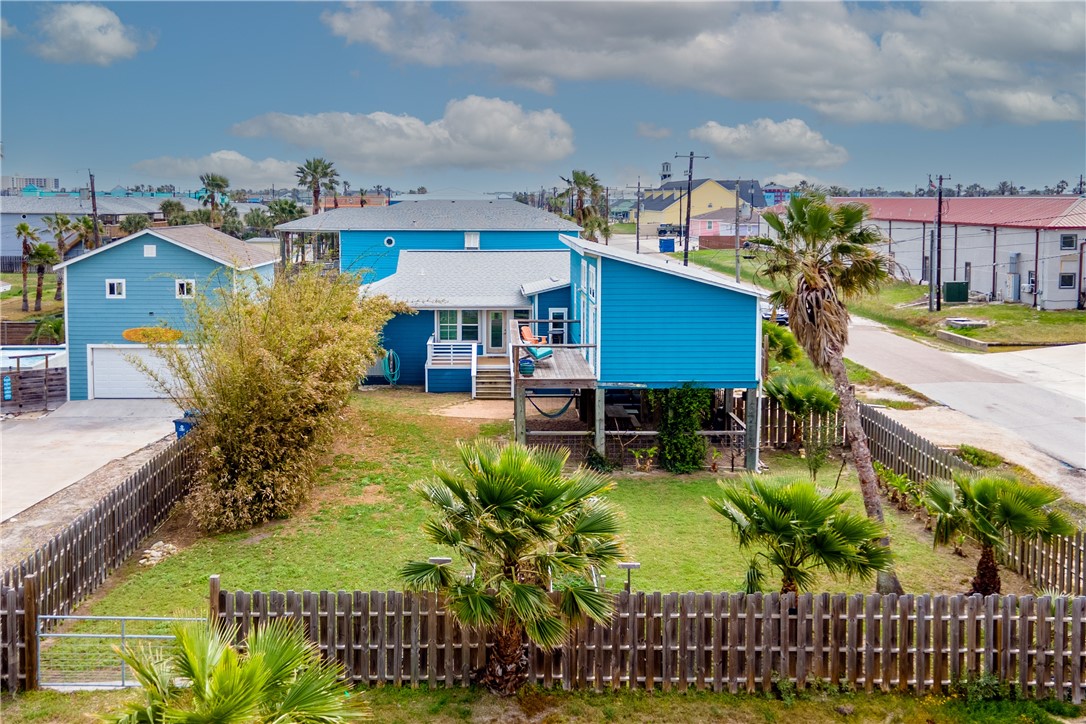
[844,318,1086,474]
[0,400,179,521]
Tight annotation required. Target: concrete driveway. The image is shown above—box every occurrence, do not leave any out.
[0,400,179,521]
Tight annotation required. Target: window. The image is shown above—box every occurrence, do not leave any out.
[580,259,587,289]
[143,244,157,257]
[706,220,713,230]
[549,308,567,345]
[964,262,972,285]
[587,265,597,299]
[464,231,480,249]
[176,279,195,298]
[1059,273,1076,289]
[384,236,395,247]
[1060,234,1077,250]
[437,310,480,342]
[105,279,126,299]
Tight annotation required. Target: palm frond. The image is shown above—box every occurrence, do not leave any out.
[400,560,457,591]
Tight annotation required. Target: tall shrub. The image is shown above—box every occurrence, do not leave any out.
[649,385,712,473]
[143,266,400,531]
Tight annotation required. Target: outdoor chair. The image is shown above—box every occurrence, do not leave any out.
[519,325,553,363]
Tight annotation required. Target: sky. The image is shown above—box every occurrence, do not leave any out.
[1,1,1084,195]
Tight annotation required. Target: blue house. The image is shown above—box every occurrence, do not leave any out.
[53,225,278,400]
[511,234,766,468]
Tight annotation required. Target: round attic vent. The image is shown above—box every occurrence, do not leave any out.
[384,236,395,247]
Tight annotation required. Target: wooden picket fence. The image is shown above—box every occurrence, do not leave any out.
[1002,531,1086,598]
[213,581,1085,702]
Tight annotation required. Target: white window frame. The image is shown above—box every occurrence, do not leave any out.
[143,244,157,257]
[464,231,480,250]
[175,278,195,299]
[580,259,587,290]
[549,308,567,344]
[1058,273,1075,289]
[587,263,597,300]
[105,279,126,299]
[435,310,481,342]
[1060,234,1077,250]
[706,220,713,230]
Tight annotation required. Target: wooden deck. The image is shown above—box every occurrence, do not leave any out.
[515,348,596,389]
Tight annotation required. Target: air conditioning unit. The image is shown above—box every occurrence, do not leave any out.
[1021,283,1035,295]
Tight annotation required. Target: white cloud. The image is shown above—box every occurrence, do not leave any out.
[965,90,1083,125]
[764,172,827,189]
[232,96,574,172]
[636,122,671,139]
[322,2,1084,129]
[1,18,17,38]
[132,150,298,188]
[31,3,154,66]
[690,118,849,168]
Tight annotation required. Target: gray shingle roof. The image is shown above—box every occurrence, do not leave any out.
[55,225,279,271]
[361,250,570,308]
[276,199,581,233]
[0,195,206,216]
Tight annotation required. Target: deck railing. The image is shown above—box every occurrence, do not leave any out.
[425,335,476,367]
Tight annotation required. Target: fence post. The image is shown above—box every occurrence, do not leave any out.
[23,575,38,691]
[209,575,221,624]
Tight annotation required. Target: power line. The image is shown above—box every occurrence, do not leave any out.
[675,151,708,266]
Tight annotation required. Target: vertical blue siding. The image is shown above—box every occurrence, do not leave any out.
[341,230,569,280]
[65,233,227,400]
[535,287,570,339]
[598,258,759,389]
[426,368,471,393]
[371,311,434,386]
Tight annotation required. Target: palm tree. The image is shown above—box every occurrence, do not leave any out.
[296,158,338,215]
[199,172,230,228]
[72,215,104,252]
[764,370,839,452]
[102,618,369,723]
[27,243,60,312]
[14,222,41,313]
[323,177,340,209]
[752,191,903,594]
[119,214,152,235]
[923,473,1073,596]
[41,213,73,300]
[706,476,892,594]
[401,441,624,695]
[159,198,185,222]
[266,198,307,225]
[558,170,610,240]
[28,315,63,344]
[244,208,274,235]
[995,180,1016,196]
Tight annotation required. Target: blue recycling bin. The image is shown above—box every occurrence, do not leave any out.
[173,418,194,439]
[659,237,675,253]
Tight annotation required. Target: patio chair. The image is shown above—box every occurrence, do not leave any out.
[519,325,553,363]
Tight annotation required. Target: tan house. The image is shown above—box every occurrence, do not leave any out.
[637,179,740,228]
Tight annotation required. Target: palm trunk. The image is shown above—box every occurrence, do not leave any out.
[477,625,529,696]
[313,187,320,216]
[34,266,45,311]
[826,354,904,595]
[780,577,798,596]
[20,243,30,312]
[970,545,1001,597]
[54,240,65,301]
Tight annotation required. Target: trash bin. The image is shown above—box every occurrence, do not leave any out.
[659,237,675,253]
[173,418,194,439]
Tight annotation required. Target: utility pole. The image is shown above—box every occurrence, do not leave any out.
[928,229,936,312]
[88,170,101,249]
[626,177,643,253]
[676,151,708,266]
[734,177,742,282]
[934,174,950,311]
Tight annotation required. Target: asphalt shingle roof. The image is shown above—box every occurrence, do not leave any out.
[0,196,206,216]
[276,199,581,233]
[361,250,570,308]
[55,225,279,271]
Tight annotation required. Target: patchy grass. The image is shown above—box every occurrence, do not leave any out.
[0,272,62,321]
[3,685,1079,724]
[610,222,636,234]
[70,387,1032,625]
[957,444,1004,468]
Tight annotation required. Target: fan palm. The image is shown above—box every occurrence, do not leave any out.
[159,198,185,223]
[14,222,40,313]
[558,170,609,241]
[199,172,230,228]
[100,617,369,723]
[401,441,625,695]
[41,214,73,300]
[72,215,104,252]
[751,191,902,594]
[245,208,274,235]
[297,158,338,215]
[764,370,839,451]
[706,476,892,595]
[923,473,1073,596]
[29,315,64,344]
[26,243,60,312]
[120,214,152,235]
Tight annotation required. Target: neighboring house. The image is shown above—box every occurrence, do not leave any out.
[636,179,740,228]
[511,234,766,468]
[360,250,571,398]
[762,184,794,207]
[275,199,581,282]
[608,199,636,222]
[53,225,278,400]
[718,179,767,208]
[689,208,765,247]
[844,196,1086,310]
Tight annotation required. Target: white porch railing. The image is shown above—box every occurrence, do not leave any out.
[471,345,478,399]
[426,335,476,366]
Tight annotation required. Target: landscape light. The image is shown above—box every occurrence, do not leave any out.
[617,561,641,593]
[428,557,452,565]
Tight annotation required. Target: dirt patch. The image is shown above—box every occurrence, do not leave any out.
[0,434,175,570]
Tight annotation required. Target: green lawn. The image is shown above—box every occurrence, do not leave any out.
[680,251,1086,345]
[0,271,62,322]
[610,222,636,234]
[71,388,1029,621]
[3,683,1080,724]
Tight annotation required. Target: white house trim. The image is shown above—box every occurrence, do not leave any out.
[54,229,279,272]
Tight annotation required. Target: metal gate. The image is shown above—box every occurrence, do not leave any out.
[37,614,202,689]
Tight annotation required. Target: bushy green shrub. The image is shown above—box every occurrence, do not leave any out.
[648,385,712,474]
[143,266,400,531]
[958,444,1004,468]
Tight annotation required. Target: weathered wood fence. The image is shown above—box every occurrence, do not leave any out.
[213,582,1086,702]
[0,435,199,691]
[1002,531,1086,598]
[1,367,67,413]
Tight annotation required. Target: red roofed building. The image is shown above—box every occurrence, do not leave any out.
[838,196,1086,310]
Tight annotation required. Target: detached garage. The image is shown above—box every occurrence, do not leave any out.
[55,225,278,400]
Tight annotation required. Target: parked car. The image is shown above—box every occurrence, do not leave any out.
[760,302,789,325]
[657,223,687,237]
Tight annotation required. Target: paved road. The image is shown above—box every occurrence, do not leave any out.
[0,400,179,521]
[844,318,1086,473]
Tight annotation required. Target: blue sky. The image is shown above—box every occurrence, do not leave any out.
[1,1,1083,195]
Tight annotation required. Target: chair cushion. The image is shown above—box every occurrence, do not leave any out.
[526,346,553,361]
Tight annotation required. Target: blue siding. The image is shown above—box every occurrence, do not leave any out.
[341,230,568,280]
[373,311,434,386]
[598,257,759,389]
[427,368,471,393]
[535,287,570,339]
[65,233,228,400]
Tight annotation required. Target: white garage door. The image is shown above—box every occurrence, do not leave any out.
[90,346,175,399]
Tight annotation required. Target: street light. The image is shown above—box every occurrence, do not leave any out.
[617,561,641,593]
